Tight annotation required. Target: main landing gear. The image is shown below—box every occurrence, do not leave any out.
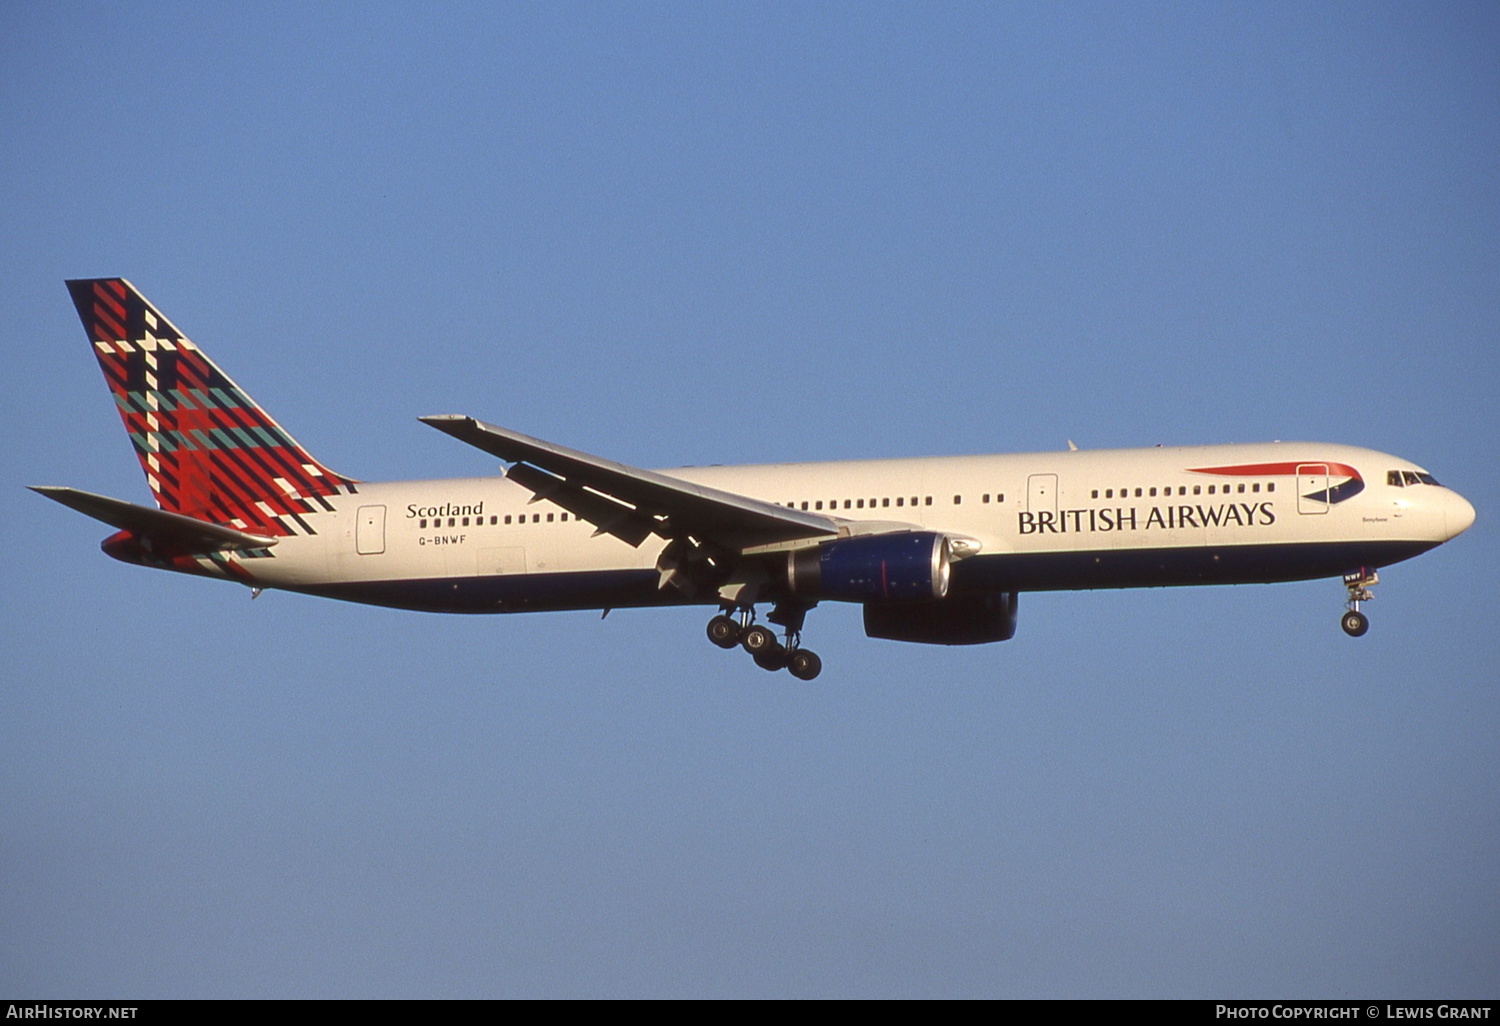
[1341,567,1377,637]
[706,604,823,680]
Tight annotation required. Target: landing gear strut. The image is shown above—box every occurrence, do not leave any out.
[706,602,823,680]
[1341,567,1377,637]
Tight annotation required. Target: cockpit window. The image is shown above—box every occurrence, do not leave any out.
[1391,469,1442,487]
[1388,471,1404,487]
[1416,472,1440,486]
[1403,471,1422,486]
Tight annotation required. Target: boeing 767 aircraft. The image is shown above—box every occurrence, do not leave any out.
[34,279,1475,680]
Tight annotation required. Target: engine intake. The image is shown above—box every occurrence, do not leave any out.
[787,532,951,603]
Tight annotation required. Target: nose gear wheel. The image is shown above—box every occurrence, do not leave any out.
[1341,567,1377,637]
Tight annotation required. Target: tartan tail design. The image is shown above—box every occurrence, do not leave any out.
[65,279,357,538]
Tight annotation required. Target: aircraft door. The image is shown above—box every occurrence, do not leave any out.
[1027,474,1058,517]
[356,505,387,553]
[1296,465,1330,515]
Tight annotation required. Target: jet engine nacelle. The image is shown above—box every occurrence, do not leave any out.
[863,591,1019,645]
[787,531,951,603]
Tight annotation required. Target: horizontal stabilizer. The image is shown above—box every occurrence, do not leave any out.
[30,486,280,552]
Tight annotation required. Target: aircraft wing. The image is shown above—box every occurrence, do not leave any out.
[30,486,281,551]
[420,415,841,550]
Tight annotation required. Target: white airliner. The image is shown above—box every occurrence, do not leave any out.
[35,279,1475,680]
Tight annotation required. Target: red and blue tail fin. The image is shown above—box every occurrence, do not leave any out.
[65,278,357,538]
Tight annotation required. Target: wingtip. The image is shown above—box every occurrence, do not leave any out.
[419,415,476,435]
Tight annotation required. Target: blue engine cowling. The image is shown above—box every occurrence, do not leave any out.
[787,532,951,603]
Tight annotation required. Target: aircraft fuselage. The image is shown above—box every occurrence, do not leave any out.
[140,442,1470,615]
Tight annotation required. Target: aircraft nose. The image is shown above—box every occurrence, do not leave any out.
[1446,490,1476,539]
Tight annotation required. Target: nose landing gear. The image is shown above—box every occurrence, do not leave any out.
[1341,567,1377,637]
[706,603,823,680]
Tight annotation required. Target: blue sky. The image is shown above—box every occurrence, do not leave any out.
[2,1,1496,997]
